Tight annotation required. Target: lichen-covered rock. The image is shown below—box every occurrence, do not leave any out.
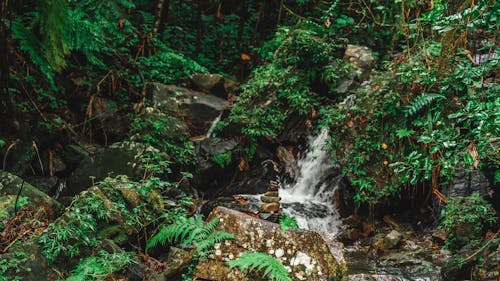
[194,207,347,281]
[0,171,62,212]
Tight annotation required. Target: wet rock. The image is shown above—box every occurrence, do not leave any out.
[221,159,277,196]
[264,191,279,197]
[383,230,403,250]
[194,207,347,281]
[62,144,91,171]
[447,166,490,197]
[65,141,152,196]
[25,176,59,195]
[192,137,238,195]
[259,202,280,213]
[149,83,230,136]
[189,73,227,98]
[260,195,280,203]
[200,196,260,218]
[277,112,309,144]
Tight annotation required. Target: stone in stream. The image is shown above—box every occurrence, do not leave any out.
[383,230,403,250]
[264,191,279,197]
[259,202,280,213]
[194,207,347,281]
[260,195,280,203]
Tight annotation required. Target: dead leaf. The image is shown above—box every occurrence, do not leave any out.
[241,53,251,61]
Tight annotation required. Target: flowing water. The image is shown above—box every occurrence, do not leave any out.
[279,129,341,234]
[205,112,222,139]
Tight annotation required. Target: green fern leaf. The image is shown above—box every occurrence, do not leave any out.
[228,252,292,281]
[405,93,445,116]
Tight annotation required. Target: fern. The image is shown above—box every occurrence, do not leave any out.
[227,252,292,281]
[11,19,55,87]
[405,93,445,116]
[63,250,134,281]
[279,214,299,233]
[38,0,70,72]
[146,215,234,258]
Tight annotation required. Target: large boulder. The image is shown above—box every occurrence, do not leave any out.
[336,45,374,94]
[194,207,347,281]
[0,171,62,212]
[447,166,490,197]
[149,83,230,137]
[65,141,153,197]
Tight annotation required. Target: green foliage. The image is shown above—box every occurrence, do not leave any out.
[211,151,232,168]
[439,193,497,251]
[0,246,30,281]
[279,214,299,233]
[146,214,234,258]
[227,252,292,281]
[62,250,134,281]
[137,48,208,85]
[319,0,499,204]
[39,176,163,263]
[229,22,349,148]
[405,93,445,117]
[130,109,195,168]
[38,0,70,72]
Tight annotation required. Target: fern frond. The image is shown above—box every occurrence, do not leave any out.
[405,93,445,116]
[196,231,235,257]
[11,19,55,86]
[227,252,292,281]
[146,215,233,254]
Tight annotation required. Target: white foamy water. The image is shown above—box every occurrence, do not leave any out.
[205,112,222,138]
[279,129,341,234]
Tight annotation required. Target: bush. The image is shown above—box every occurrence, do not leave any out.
[439,193,497,251]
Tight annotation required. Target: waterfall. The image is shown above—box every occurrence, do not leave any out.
[279,129,341,234]
[205,112,222,138]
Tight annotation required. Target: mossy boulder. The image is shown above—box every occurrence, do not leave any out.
[194,207,347,281]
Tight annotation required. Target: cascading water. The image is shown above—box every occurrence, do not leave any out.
[279,129,341,234]
[205,112,222,138]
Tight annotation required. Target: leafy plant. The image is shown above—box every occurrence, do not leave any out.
[439,193,497,251]
[405,93,445,117]
[62,250,134,281]
[279,214,299,233]
[211,151,232,168]
[146,215,234,258]
[227,252,292,281]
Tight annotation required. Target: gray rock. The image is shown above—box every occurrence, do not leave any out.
[0,171,62,211]
[344,45,374,82]
[65,141,153,196]
[448,166,490,197]
[194,207,347,281]
[384,230,403,250]
[189,73,226,98]
[149,83,230,136]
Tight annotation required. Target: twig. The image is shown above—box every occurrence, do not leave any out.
[461,228,500,264]
[2,229,31,253]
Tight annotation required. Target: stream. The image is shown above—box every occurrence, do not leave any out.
[275,130,442,281]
